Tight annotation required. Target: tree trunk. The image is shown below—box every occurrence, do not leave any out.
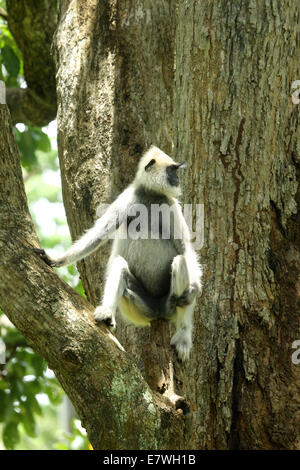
[6,0,57,125]
[1,0,299,450]
[0,104,185,450]
[53,0,179,409]
[175,0,300,449]
[1,0,186,450]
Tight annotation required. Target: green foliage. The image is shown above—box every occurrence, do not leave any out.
[0,13,23,86]
[0,316,63,449]
[0,5,87,448]
[14,127,52,170]
[15,413,89,451]
[0,133,87,448]
[53,420,90,451]
[1,44,19,77]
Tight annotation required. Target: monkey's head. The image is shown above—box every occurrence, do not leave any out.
[134,146,186,197]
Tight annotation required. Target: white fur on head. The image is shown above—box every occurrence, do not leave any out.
[134,146,182,197]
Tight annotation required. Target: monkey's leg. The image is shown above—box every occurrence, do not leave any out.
[168,255,198,361]
[94,255,159,328]
[170,302,196,361]
[94,255,130,328]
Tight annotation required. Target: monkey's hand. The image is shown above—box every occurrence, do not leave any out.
[33,248,58,267]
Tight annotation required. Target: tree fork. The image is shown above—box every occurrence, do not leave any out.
[0,104,185,449]
[53,0,182,427]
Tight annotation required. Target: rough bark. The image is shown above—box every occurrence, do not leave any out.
[5,0,57,126]
[1,0,299,450]
[53,0,178,406]
[0,104,185,449]
[175,0,300,449]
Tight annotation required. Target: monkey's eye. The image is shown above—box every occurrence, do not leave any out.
[144,159,156,171]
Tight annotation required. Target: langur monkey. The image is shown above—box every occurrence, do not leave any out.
[35,146,202,360]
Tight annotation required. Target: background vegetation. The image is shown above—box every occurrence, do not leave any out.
[0,0,299,450]
[0,1,88,449]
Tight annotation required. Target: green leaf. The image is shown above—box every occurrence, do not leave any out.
[74,280,86,298]
[0,379,8,391]
[31,355,46,377]
[28,395,42,416]
[0,390,7,421]
[14,129,38,170]
[2,394,14,422]
[2,422,20,449]
[22,408,36,438]
[1,45,20,77]
[3,327,25,346]
[31,129,51,152]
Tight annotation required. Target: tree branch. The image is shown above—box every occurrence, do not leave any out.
[5,0,57,125]
[0,104,184,449]
[6,87,56,127]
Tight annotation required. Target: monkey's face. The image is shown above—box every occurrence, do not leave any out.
[135,146,186,197]
[165,162,186,187]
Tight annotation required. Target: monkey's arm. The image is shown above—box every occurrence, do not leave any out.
[35,187,134,267]
[172,200,202,291]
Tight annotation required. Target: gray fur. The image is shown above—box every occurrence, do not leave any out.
[36,146,202,360]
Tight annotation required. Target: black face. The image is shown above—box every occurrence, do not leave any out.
[166,164,180,187]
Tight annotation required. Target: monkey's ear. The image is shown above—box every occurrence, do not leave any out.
[144,159,156,171]
[177,162,187,169]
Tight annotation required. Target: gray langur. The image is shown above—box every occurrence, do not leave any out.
[35,146,202,360]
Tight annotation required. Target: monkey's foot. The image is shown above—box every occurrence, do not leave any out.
[176,284,198,307]
[94,306,116,330]
[170,328,192,361]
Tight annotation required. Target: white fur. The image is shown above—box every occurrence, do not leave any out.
[47,146,202,360]
[133,146,182,198]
